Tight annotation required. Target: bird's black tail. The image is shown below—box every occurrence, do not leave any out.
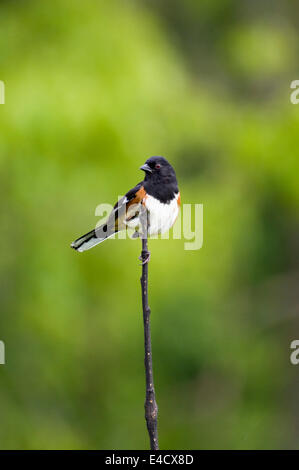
[71,224,117,252]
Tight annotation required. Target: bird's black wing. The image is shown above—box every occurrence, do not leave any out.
[109,182,146,230]
[71,182,146,252]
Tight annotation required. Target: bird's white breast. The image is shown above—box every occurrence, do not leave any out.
[144,194,179,236]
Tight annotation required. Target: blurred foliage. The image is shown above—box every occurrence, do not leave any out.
[0,0,299,449]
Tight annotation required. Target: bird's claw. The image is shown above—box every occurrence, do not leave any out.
[139,251,151,265]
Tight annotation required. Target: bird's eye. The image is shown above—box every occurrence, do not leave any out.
[155,164,161,169]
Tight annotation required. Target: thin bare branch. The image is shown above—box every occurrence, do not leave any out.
[140,209,159,450]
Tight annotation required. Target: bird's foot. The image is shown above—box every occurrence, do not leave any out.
[139,251,151,265]
[131,231,141,239]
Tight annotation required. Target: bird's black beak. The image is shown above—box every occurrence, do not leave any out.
[140,163,152,173]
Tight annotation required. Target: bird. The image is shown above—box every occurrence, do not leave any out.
[71,156,180,257]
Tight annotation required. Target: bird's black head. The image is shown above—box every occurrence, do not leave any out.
[140,156,176,179]
[140,156,178,202]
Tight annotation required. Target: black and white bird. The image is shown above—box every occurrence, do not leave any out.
[71,156,180,253]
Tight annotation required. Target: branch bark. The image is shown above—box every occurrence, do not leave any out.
[140,209,159,450]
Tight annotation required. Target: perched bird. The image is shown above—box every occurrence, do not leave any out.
[71,156,180,254]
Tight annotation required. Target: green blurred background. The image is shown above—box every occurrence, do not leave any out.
[0,0,299,449]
